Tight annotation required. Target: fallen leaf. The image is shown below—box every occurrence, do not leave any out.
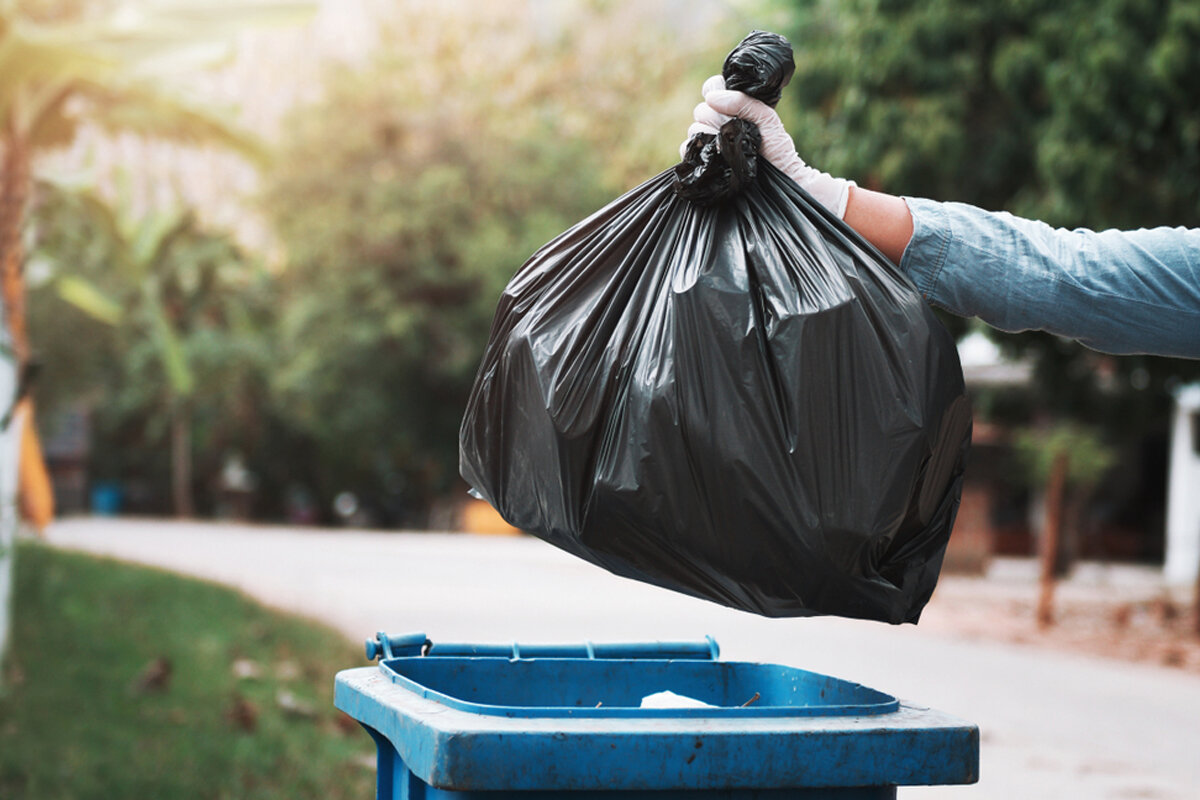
[226,694,259,732]
[130,657,173,694]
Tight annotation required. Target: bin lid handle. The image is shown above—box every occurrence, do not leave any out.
[366,631,429,660]
[366,632,720,662]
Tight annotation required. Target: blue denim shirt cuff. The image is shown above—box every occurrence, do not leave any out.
[898,197,952,306]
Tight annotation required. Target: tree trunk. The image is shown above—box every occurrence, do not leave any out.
[1037,451,1069,629]
[171,404,195,518]
[0,126,32,365]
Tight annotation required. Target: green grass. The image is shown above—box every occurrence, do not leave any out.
[0,540,376,799]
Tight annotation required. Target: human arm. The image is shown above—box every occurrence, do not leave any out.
[901,198,1200,359]
[843,188,913,267]
[687,84,1200,359]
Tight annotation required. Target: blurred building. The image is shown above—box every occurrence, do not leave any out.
[941,332,1032,573]
[41,404,90,515]
[945,333,1181,575]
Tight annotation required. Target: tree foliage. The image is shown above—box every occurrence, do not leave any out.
[781,0,1200,227]
[260,6,721,519]
[0,0,313,531]
[29,184,277,516]
[1013,423,1117,489]
[776,0,1200,428]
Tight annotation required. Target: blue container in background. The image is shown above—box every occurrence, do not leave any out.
[335,632,979,799]
[89,482,122,516]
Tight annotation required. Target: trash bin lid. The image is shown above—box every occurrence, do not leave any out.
[335,633,979,792]
[380,647,897,719]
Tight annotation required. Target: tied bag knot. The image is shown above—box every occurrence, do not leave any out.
[673,118,762,204]
[673,30,794,204]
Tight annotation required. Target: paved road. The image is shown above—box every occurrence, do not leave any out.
[44,518,1200,799]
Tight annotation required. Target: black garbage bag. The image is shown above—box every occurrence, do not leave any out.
[459,31,972,624]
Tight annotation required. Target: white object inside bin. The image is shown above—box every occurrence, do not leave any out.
[639,690,715,709]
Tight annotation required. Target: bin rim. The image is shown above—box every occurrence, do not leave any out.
[373,636,900,719]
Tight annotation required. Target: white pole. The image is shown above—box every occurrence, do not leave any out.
[0,345,20,669]
[1165,384,1200,586]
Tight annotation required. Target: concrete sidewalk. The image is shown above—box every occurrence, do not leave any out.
[41,517,1200,799]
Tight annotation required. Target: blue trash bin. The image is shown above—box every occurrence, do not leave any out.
[335,632,979,799]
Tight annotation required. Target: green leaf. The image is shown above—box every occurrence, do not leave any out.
[16,2,316,69]
[34,179,134,271]
[73,78,268,164]
[55,275,123,326]
[148,295,194,397]
[0,25,117,128]
[130,208,190,272]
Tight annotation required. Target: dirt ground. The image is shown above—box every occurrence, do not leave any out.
[918,558,1200,675]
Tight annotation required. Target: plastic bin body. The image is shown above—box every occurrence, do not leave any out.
[335,634,978,799]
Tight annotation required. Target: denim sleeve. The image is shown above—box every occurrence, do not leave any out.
[898,197,1200,359]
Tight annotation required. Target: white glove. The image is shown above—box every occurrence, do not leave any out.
[681,75,855,219]
[679,75,735,147]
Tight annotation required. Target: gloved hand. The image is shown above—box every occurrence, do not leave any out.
[680,75,855,219]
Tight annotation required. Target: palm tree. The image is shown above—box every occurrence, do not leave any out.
[2,0,312,363]
[0,0,312,671]
[48,185,262,518]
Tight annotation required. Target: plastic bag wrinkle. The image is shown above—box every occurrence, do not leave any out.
[460,32,970,623]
